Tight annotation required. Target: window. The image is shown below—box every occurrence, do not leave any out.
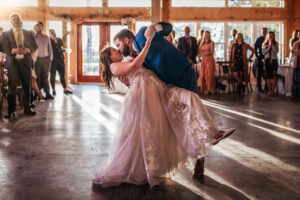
[172,0,225,7]
[0,21,11,31]
[49,21,63,38]
[0,0,37,7]
[0,21,36,32]
[82,25,100,76]
[172,22,197,40]
[49,0,102,7]
[228,23,253,44]
[135,21,151,34]
[201,23,224,60]
[108,0,151,7]
[228,0,284,8]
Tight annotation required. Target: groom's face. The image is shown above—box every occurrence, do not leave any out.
[115,38,131,57]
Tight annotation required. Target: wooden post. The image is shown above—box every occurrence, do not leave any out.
[285,0,295,58]
[38,0,47,34]
[151,0,161,23]
[162,0,171,23]
[69,22,77,84]
[62,20,69,87]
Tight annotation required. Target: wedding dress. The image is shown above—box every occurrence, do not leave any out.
[93,67,218,188]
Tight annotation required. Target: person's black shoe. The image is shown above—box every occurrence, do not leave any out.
[30,102,36,108]
[32,94,38,102]
[24,108,36,116]
[52,90,56,96]
[63,89,73,94]
[45,94,54,100]
[4,112,16,119]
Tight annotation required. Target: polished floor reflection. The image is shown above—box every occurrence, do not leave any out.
[0,84,300,200]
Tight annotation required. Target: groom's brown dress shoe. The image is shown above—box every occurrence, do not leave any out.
[193,158,205,180]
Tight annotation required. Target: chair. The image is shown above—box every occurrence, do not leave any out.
[0,64,8,112]
[245,60,253,93]
[216,61,235,94]
[0,64,23,112]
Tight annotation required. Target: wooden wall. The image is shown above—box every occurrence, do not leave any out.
[294,0,300,29]
[0,0,297,83]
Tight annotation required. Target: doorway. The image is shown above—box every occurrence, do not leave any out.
[77,22,127,82]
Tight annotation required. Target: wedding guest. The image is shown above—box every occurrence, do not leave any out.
[231,33,255,93]
[228,29,237,61]
[289,30,300,64]
[197,29,205,48]
[30,30,44,105]
[262,31,279,96]
[165,33,176,46]
[1,13,38,118]
[198,31,216,94]
[34,23,54,100]
[171,30,177,45]
[177,26,198,63]
[197,29,205,63]
[49,29,72,95]
[0,27,5,65]
[291,40,300,98]
[254,27,268,93]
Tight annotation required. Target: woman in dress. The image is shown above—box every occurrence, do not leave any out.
[289,30,300,65]
[93,34,233,188]
[292,40,300,98]
[231,33,255,93]
[198,31,216,94]
[262,31,279,96]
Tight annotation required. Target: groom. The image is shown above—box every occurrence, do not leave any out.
[114,22,234,180]
[114,22,198,93]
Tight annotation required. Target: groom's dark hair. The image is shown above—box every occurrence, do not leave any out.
[113,29,135,42]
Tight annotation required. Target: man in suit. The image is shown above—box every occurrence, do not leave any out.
[177,26,198,64]
[113,22,235,180]
[1,13,37,118]
[255,27,268,93]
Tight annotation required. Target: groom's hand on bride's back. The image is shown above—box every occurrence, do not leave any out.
[117,76,130,87]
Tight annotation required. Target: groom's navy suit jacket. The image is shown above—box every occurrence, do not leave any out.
[133,22,191,86]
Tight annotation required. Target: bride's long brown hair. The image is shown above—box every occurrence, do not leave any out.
[100,47,114,90]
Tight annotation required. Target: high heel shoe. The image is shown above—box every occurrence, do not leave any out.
[38,93,45,100]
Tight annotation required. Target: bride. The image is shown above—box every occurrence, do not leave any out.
[93,34,233,188]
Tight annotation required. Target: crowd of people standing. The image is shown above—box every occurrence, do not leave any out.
[0,13,72,119]
[165,25,300,98]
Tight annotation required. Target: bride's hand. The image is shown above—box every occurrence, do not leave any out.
[145,32,155,47]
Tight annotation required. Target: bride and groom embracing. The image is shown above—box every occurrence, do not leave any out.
[93,22,235,188]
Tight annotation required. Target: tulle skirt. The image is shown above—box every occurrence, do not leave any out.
[93,68,217,188]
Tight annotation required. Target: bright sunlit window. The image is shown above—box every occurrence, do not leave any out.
[108,0,151,7]
[0,21,36,31]
[49,21,63,38]
[49,0,102,7]
[172,0,225,7]
[228,0,284,8]
[136,21,151,34]
[0,0,37,7]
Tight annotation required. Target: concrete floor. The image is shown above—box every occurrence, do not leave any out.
[0,84,299,200]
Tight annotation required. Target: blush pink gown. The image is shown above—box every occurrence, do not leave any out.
[198,42,216,94]
[93,68,217,188]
